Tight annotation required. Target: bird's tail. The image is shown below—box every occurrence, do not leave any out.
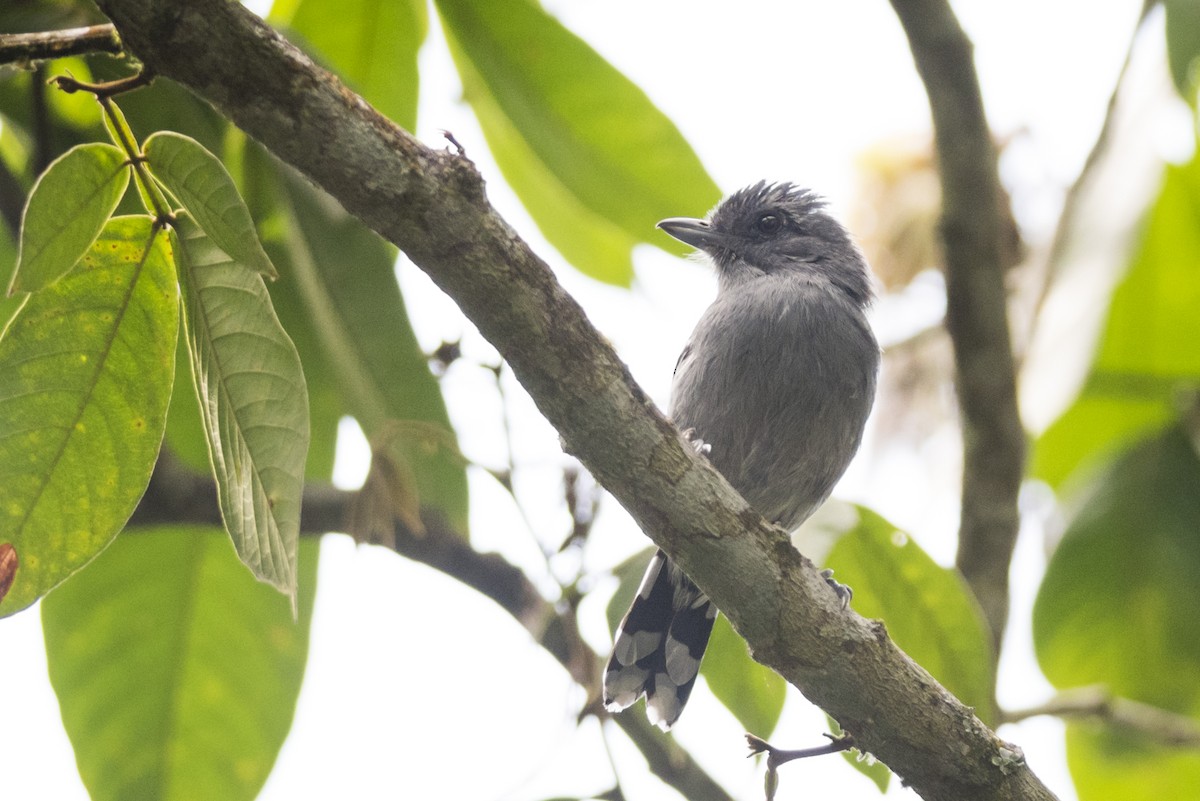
[603,550,717,730]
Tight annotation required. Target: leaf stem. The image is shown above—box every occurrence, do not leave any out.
[49,70,173,220]
[50,70,152,99]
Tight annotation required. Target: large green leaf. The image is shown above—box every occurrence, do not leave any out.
[0,216,177,617]
[703,613,787,737]
[823,506,994,790]
[436,0,721,284]
[42,527,319,801]
[1034,425,1200,799]
[605,547,786,737]
[144,132,277,279]
[826,507,994,720]
[1034,152,1200,487]
[276,0,427,131]
[1034,425,1200,712]
[275,170,468,532]
[173,214,310,600]
[225,135,342,482]
[447,50,639,285]
[1067,726,1200,801]
[10,142,130,294]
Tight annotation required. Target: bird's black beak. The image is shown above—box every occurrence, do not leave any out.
[657,217,720,250]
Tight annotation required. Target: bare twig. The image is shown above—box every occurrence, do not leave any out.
[746,732,855,767]
[96,1,1056,796]
[0,24,122,65]
[746,733,856,801]
[888,0,1026,666]
[50,69,152,99]
[1003,686,1200,749]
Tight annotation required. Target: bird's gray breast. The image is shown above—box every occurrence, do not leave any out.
[669,276,879,532]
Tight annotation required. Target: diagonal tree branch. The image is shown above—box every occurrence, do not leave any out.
[888,0,1026,661]
[92,1,1055,797]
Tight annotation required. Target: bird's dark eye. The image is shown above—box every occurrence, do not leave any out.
[755,213,782,235]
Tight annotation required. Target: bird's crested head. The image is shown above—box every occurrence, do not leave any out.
[658,181,873,306]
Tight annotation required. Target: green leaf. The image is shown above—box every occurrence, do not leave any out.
[827,716,891,793]
[1034,425,1200,800]
[1034,425,1200,713]
[0,216,178,617]
[144,132,278,279]
[278,0,427,131]
[446,52,639,285]
[826,506,994,720]
[821,507,994,790]
[275,170,468,532]
[1166,0,1200,105]
[1066,726,1200,801]
[10,142,130,294]
[702,613,786,737]
[42,527,318,801]
[173,213,309,600]
[1033,152,1200,487]
[226,135,341,481]
[436,0,720,284]
[262,255,342,482]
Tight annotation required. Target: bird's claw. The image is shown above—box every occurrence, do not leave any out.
[680,427,712,457]
[820,568,853,608]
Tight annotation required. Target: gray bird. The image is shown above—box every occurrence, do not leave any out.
[603,181,880,730]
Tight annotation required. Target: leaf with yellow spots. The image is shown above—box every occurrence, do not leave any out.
[9,143,131,295]
[0,216,179,617]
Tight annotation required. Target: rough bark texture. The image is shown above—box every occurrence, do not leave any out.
[94,1,1054,797]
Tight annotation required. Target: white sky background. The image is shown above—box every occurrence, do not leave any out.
[1,1,1182,799]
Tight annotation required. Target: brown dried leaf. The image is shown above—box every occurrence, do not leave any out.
[0,543,17,604]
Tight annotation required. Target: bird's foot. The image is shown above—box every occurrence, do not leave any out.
[820,568,853,608]
[679,427,712,457]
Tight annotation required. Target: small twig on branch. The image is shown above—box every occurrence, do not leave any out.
[746,733,856,801]
[746,732,855,767]
[1003,686,1200,749]
[49,69,153,99]
[889,0,1026,667]
[0,24,122,66]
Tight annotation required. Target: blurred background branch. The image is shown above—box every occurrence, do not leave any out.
[0,23,121,64]
[889,0,1025,662]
